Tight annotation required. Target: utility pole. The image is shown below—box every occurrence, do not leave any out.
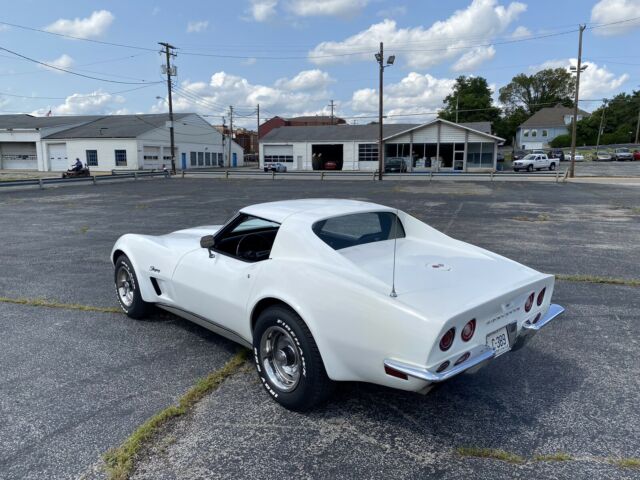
[221,116,226,167]
[375,43,395,181]
[455,94,459,124]
[569,24,586,178]
[596,99,607,155]
[635,100,640,144]
[256,103,260,164]
[328,100,335,125]
[228,106,234,168]
[159,42,177,174]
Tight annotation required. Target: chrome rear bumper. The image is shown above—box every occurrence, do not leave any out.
[384,304,564,384]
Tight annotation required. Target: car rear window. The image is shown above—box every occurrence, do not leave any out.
[312,212,405,250]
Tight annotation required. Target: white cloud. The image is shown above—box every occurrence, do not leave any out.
[287,0,369,17]
[274,69,335,91]
[158,69,335,127]
[31,90,126,116]
[187,20,209,33]
[591,0,640,36]
[249,0,278,21]
[510,25,531,38]
[536,58,629,99]
[44,10,115,39]
[38,54,74,73]
[308,0,526,68]
[452,45,496,71]
[350,72,456,122]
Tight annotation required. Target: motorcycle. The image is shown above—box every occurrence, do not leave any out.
[62,165,91,178]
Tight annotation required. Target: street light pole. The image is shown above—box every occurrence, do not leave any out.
[569,24,586,178]
[375,42,394,181]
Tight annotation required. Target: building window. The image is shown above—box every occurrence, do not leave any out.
[531,130,537,137]
[197,152,204,166]
[114,150,127,166]
[523,129,530,137]
[86,150,98,166]
[190,152,197,166]
[467,142,495,168]
[163,155,172,161]
[542,129,548,137]
[205,152,211,166]
[358,143,378,162]
[264,155,293,163]
[217,152,223,166]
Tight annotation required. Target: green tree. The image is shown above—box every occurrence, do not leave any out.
[439,76,501,124]
[493,107,529,145]
[498,68,575,115]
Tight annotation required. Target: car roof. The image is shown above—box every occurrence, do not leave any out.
[240,199,392,224]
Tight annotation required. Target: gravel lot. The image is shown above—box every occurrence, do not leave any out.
[0,178,639,479]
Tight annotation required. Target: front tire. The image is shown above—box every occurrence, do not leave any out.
[527,164,534,172]
[253,306,334,411]
[114,255,153,319]
[549,162,556,171]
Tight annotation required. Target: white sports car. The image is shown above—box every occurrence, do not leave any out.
[111,199,564,410]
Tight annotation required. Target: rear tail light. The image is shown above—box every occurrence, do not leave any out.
[439,328,455,351]
[455,352,471,365]
[461,319,476,342]
[533,313,541,324]
[537,288,546,306]
[524,292,535,312]
[436,361,450,373]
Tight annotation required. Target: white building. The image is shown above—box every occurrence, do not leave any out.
[259,119,503,172]
[0,113,244,171]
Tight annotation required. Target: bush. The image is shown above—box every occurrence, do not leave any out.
[550,134,571,148]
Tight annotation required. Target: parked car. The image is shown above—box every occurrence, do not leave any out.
[593,151,612,161]
[513,154,557,172]
[264,162,287,173]
[384,158,408,173]
[323,161,338,170]
[565,152,584,162]
[634,150,640,161]
[612,147,633,161]
[549,149,565,162]
[111,199,564,410]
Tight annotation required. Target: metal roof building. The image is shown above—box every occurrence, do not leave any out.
[0,113,244,171]
[259,119,503,173]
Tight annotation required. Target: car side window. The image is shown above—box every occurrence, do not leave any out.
[214,214,280,262]
[313,212,405,250]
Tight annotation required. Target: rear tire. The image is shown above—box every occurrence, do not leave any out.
[549,162,556,171]
[527,164,533,172]
[114,255,153,319]
[253,306,334,411]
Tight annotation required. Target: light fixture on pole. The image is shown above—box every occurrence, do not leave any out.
[375,42,394,181]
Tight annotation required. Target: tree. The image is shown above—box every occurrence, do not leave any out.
[498,68,575,115]
[493,107,529,145]
[439,76,501,124]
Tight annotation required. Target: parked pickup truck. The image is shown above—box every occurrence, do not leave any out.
[513,154,557,172]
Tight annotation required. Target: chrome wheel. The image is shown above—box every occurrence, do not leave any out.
[260,325,301,392]
[116,266,135,308]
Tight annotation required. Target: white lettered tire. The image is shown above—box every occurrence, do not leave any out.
[114,255,153,319]
[253,305,333,411]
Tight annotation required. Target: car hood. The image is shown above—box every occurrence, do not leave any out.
[148,225,222,257]
[339,237,542,320]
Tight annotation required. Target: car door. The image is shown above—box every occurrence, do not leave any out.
[171,215,278,339]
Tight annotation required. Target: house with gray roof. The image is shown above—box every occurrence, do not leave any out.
[0,113,244,171]
[516,104,590,150]
[259,118,503,172]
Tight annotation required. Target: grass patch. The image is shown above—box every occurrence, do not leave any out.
[456,447,525,464]
[610,458,640,469]
[0,296,121,313]
[534,452,573,462]
[134,204,149,210]
[511,214,550,222]
[556,274,640,287]
[79,225,89,234]
[103,349,248,480]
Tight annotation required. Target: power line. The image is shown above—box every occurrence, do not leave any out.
[0,84,160,101]
[0,45,162,85]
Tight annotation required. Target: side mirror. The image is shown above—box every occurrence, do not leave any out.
[200,235,216,258]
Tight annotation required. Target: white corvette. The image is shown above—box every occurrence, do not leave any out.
[111,199,564,410]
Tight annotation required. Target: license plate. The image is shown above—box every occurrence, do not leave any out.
[487,327,510,357]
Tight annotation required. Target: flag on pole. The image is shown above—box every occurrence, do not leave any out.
[46,109,52,117]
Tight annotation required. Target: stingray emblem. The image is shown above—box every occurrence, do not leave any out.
[430,263,451,271]
[149,266,161,273]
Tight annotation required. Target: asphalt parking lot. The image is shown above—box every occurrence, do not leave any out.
[1,177,639,479]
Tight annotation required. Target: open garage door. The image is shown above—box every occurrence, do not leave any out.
[142,146,162,170]
[48,143,68,171]
[263,145,294,168]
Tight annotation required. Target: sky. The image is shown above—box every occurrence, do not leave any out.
[0,0,639,128]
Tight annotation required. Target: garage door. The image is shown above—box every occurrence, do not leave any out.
[263,145,293,164]
[1,142,38,170]
[143,146,162,170]
[48,143,68,171]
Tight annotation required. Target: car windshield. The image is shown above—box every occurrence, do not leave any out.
[617,148,630,153]
[313,211,405,251]
[522,154,537,160]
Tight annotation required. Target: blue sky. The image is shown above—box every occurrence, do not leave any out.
[0,0,638,127]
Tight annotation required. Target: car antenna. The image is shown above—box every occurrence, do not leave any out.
[390,209,399,298]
